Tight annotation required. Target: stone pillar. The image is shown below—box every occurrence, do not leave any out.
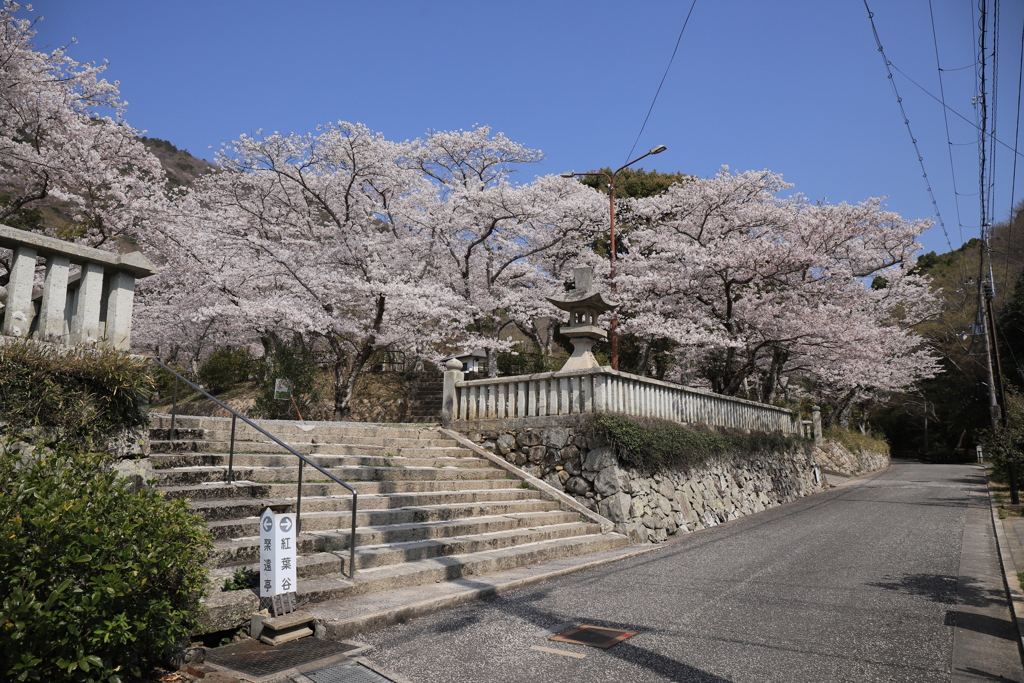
[104,270,136,350]
[3,245,37,338]
[441,359,464,426]
[811,405,822,445]
[71,263,104,344]
[37,254,70,342]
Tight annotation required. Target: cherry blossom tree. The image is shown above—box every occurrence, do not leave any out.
[403,126,606,375]
[615,168,941,409]
[0,1,165,247]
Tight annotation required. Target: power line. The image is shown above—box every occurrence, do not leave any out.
[623,0,698,165]
[928,0,967,244]
[887,62,1024,159]
[1003,5,1024,285]
[863,1,954,252]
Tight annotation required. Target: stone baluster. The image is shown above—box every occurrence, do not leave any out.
[441,359,464,426]
[3,245,37,338]
[71,263,104,344]
[37,254,70,342]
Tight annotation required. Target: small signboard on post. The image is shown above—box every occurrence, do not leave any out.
[259,507,297,600]
[273,379,292,401]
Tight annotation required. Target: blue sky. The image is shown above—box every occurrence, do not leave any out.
[28,0,1024,256]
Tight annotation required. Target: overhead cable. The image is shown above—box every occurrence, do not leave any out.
[863,0,954,252]
[623,0,698,165]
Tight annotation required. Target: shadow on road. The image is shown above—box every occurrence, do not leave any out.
[945,610,1019,642]
[867,573,957,604]
[868,573,1007,609]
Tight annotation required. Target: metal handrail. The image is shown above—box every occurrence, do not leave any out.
[149,357,358,579]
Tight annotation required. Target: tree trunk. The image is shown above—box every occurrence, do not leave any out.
[331,295,386,420]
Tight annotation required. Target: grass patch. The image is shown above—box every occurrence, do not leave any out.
[0,340,153,448]
[991,478,1024,518]
[585,414,808,474]
[823,426,890,456]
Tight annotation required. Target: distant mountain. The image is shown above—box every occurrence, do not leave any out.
[139,136,215,188]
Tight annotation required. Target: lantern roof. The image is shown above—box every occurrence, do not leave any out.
[546,266,619,313]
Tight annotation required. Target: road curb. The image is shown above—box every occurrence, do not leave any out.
[985,465,1024,658]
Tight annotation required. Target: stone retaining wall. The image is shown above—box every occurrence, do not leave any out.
[458,417,825,543]
[813,439,889,476]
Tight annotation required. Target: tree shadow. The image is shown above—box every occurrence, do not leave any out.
[868,573,1007,610]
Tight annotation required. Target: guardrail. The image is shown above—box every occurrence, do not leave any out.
[443,365,800,434]
[0,223,156,349]
[151,357,359,578]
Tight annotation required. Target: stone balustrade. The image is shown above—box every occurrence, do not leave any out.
[0,224,156,349]
[443,364,801,434]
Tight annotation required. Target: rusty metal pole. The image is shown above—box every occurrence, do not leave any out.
[608,178,620,371]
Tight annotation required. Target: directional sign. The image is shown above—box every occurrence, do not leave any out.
[259,507,297,598]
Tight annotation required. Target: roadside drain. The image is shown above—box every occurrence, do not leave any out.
[304,661,396,683]
[204,637,360,678]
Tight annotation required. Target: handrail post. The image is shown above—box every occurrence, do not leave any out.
[296,458,304,536]
[227,414,237,483]
[169,375,179,441]
[349,492,357,579]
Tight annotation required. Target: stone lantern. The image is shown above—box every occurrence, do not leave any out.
[547,265,619,373]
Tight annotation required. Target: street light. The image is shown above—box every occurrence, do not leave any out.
[561,144,667,370]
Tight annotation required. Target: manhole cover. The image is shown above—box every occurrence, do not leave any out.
[550,625,638,649]
[305,661,395,683]
[204,638,358,677]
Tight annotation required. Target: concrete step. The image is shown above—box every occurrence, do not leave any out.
[149,452,492,471]
[149,414,441,441]
[209,514,591,568]
[204,499,562,540]
[189,488,545,522]
[159,478,524,502]
[199,531,630,632]
[153,428,460,449]
[149,440,472,460]
[153,464,510,487]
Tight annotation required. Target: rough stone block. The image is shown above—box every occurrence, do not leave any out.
[496,433,516,454]
[519,429,543,447]
[542,427,570,449]
[565,475,590,495]
[583,446,616,472]
[597,491,631,523]
[527,445,546,464]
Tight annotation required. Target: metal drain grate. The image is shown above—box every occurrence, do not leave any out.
[204,638,358,677]
[304,661,395,683]
[549,625,638,649]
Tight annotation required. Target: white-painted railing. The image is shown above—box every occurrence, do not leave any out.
[442,365,800,434]
[0,224,156,350]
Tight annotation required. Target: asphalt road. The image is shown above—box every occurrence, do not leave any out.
[358,461,1019,683]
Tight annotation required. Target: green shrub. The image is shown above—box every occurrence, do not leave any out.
[251,336,323,420]
[823,426,890,456]
[221,567,258,592]
[0,341,153,448]
[586,414,807,473]
[197,347,256,394]
[0,441,212,682]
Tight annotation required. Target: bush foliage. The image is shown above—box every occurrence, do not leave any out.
[822,426,890,457]
[197,347,257,395]
[251,336,323,420]
[0,341,153,447]
[0,442,212,682]
[585,414,807,473]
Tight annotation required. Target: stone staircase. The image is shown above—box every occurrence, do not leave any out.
[404,372,443,423]
[146,414,629,633]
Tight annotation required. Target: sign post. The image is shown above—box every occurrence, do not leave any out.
[259,507,297,603]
